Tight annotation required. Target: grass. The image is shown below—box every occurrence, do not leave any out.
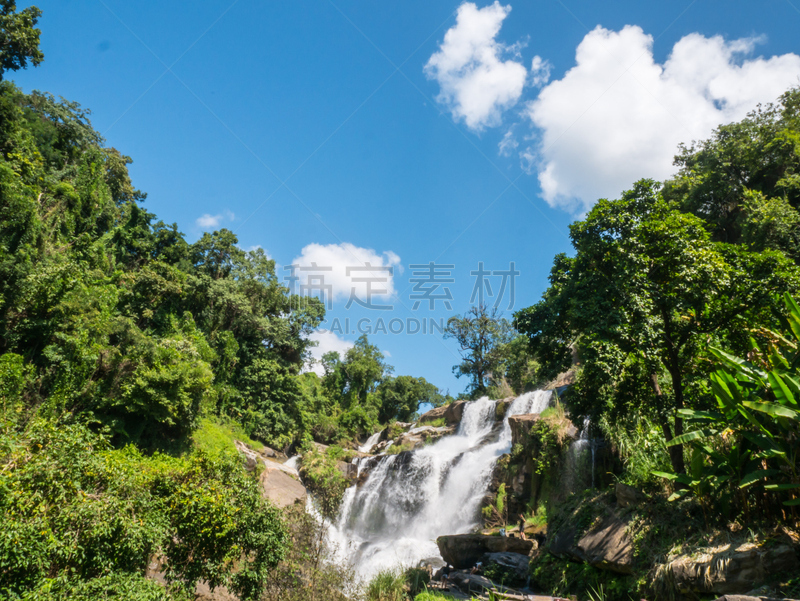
[366,570,406,601]
[192,417,264,456]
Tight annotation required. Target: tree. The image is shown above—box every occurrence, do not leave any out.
[375,375,444,423]
[664,87,800,261]
[515,181,799,474]
[0,1,43,80]
[444,305,513,398]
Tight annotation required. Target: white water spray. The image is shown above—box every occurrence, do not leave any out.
[327,390,552,579]
[358,431,383,454]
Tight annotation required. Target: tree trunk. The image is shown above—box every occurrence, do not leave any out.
[650,372,685,475]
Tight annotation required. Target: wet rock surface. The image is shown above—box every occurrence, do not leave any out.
[437,534,534,569]
[419,400,467,425]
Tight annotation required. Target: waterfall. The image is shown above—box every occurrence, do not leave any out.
[358,430,383,454]
[327,390,552,579]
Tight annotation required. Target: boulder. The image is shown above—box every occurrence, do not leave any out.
[507,414,540,448]
[260,462,307,508]
[575,515,634,574]
[615,482,647,508]
[495,398,513,419]
[668,543,799,595]
[437,534,534,569]
[337,460,358,484]
[548,525,577,559]
[481,551,530,582]
[394,425,455,451]
[419,401,467,426]
[448,572,521,596]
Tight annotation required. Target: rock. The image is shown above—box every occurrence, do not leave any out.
[615,482,647,508]
[448,572,523,597]
[437,534,534,569]
[548,526,577,559]
[337,460,357,484]
[507,414,540,448]
[668,543,799,595]
[713,597,789,601]
[419,401,467,426]
[234,440,260,471]
[495,398,513,419]
[481,551,530,582]
[575,515,634,574]
[260,462,307,508]
[394,425,455,451]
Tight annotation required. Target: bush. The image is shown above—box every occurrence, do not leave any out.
[262,505,358,601]
[0,420,287,600]
[299,448,349,518]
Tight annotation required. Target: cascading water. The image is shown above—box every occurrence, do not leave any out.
[327,390,552,579]
[358,430,383,454]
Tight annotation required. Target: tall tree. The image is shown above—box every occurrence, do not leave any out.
[515,181,799,474]
[0,2,43,80]
[445,305,513,398]
[375,375,443,423]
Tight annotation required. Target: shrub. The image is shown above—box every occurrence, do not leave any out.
[299,448,349,518]
[0,420,287,600]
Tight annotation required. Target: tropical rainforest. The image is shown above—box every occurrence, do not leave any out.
[2,2,800,600]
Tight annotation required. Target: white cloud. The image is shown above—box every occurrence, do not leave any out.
[425,1,527,130]
[498,128,519,156]
[288,243,401,307]
[524,26,800,212]
[305,330,353,376]
[196,209,235,230]
[529,55,551,87]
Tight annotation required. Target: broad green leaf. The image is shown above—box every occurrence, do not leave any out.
[668,489,691,502]
[764,483,800,491]
[783,498,800,506]
[742,401,800,420]
[667,429,715,447]
[739,469,781,488]
[678,408,724,421]
[769,371,797,406]
[785,292,800,340]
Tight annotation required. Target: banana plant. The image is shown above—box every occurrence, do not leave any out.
[654,293,800,515]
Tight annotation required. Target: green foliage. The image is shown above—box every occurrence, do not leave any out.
[654,292,800,522]
[20,572,190,601]
[664,87,800,258]
[262,505,358,601]
[375,375,443,423]
[599,412,670,491]
[191,418,264,457]
[299,448,349,518]
[366,569,407,601]
[515,180,799,476]
[414,593,458,601]
[0,421,286,600]
[445,304,514,397]
[0,1,43,80]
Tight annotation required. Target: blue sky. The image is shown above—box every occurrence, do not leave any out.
[13,0,800,395]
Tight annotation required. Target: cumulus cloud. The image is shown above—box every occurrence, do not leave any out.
[305,330,354,376]
[196,210,235,230]
[425,1,527,130]
[288,243,401,308]
[525,26,800,212]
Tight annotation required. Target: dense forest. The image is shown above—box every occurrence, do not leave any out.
[514,88,800,518]
[2,2,800,599]
[0,4,450,598]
